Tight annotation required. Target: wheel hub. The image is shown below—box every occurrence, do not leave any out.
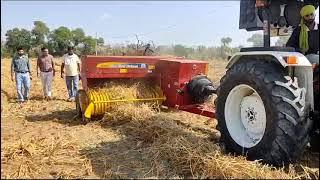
[240,94,266,136]
[245,107,257,124]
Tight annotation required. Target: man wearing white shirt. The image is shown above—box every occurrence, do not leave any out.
[61,46,81,102]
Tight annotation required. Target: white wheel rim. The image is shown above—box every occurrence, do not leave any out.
[224,84,267,148]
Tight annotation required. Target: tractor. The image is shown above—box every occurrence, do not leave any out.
[75,0,319,166]
[215,0,319,166]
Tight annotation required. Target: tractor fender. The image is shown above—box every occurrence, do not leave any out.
[227,51,312,69]
[226,51,314,110]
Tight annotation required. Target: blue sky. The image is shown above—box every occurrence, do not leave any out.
[1,1,319,47]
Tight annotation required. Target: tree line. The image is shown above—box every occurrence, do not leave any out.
[1,20,287,60]
[1,21,104,57]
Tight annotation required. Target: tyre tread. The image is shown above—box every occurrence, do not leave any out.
[216,60,310,166]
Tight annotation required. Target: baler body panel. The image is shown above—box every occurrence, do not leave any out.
[80,55,214,118]
[154,59,208,107]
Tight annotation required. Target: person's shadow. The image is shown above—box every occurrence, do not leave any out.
[25,109,83,126]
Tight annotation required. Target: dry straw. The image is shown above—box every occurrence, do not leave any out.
[102,101,319,179]
[1,59,318,179]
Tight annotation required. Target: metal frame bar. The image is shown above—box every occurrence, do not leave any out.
[178,104,215,118]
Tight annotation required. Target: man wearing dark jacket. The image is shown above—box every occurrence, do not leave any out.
[286,5,319,64]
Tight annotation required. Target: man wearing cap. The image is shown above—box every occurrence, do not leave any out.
[286,4,319,64]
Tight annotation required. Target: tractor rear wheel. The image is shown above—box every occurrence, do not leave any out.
[215,60,312,166]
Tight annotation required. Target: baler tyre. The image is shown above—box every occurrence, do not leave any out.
[75,91,82,118]
[75,90,90,124]
[215,60,312,166]
[82,117,89,125]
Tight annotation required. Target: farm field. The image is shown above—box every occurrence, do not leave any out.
[1,57,319,179]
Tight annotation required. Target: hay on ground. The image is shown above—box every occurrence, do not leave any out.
[102,102,319,179]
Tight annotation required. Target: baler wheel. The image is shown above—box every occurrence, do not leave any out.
[75,90,90,124]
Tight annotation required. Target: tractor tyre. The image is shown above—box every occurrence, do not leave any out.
[310,63,320,152]
[309,111,320,152]
[309,129,320,152]
[215,60,312,166]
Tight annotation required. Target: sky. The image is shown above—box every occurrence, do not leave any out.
[1,1,319,47]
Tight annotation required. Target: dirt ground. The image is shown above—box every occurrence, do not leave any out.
[1,57,319,179]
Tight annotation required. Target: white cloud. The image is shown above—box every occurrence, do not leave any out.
[100,13,112,21]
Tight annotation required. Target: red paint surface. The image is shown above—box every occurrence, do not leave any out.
[81,55,215,117]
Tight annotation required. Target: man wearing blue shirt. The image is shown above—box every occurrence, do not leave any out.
[11,47,32,103]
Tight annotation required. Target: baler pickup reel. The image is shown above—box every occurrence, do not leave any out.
[77,84,166,120]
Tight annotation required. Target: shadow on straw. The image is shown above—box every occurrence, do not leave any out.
[28,95,67,102]
[25,109,83,126]
[1,89,14,100]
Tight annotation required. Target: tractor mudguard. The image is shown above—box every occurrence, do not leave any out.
[227,51,314,111]
[227,51,312,69]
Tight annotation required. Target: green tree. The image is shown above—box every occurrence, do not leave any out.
[48,26,73,56]
[5,28,32,54]
[221,37,232,47]
[173,44,188,57]
[71,28,85,46]
[219,37,233,58]
[31,21,50,46]
[97,37,104,46]
[247,33,263,47]
[1,41,8,58]
[81,36,96,55]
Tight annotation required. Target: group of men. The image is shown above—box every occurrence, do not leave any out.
[11,46,81,103]
[10,5,319,103]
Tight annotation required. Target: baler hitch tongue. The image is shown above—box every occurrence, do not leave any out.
[79,86,166,119]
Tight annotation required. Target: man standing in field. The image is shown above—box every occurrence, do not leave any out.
[61,46,81,102]
[11,47,32,103]
[37,47,55,100]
